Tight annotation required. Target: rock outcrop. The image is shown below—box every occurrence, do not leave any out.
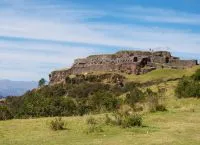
[49,50,198,84]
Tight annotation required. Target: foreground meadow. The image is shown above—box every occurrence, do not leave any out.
[0,97,200,145]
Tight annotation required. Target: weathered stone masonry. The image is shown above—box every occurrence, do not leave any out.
[49,50,198,84]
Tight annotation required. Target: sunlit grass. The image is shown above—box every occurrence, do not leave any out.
[124,66,200,83]
[1,97,200,145]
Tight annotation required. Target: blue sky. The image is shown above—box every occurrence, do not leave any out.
[0,0,200,81]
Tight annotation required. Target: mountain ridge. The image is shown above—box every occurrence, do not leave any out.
[0,79,37,97]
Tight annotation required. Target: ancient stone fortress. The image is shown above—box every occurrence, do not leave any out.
[49,50,198,84]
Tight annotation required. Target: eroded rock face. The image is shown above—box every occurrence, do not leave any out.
[64,73,125,85]
[49,50,198,84]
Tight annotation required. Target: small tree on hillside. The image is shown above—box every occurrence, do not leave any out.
[192,69,200,81]
[38,78,46,87]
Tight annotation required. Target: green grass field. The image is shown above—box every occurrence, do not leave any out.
[0,100,199,145]
[88,66,200,83]
[124,66,200,83]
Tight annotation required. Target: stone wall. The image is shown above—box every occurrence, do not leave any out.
[49,50,198,84]
[168,60,198,68]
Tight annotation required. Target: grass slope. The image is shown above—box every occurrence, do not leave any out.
[125,66,200,83]
[90,66,200,83]
[1,81,200,145]
[1,66,200,145]
[0,100,199,145]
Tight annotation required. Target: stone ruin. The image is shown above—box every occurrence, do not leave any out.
[49,50,198,84]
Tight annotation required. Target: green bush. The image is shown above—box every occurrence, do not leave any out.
[0,106,13,120]
[3,77,169,119]
[123,82,137,92]
[145,88,167,112]
[155,104,167,112]
[175,77,200,98]
[50,117,65,131]
[105,113,142,128]
[85,116,103,134]
[192,69,200,81]
[125,88,145,108]
[89,91,119,112]
[60,97,77,116]
[122,114,142,128]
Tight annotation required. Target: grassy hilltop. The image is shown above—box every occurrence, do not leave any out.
[1,66,200,145]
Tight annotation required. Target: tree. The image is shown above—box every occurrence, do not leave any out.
[38,78,46,87]
[192,69,200,81]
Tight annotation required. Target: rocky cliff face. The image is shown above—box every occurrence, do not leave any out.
[49,50,198,84]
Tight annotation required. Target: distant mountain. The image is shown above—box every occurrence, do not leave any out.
[0,80,37,97]
[0,94,4,99]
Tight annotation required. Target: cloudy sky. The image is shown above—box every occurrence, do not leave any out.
[0,0,200,81]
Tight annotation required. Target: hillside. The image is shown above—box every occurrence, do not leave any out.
[124,66,200,83]
[1,66,200,145]
[1,81,200,145]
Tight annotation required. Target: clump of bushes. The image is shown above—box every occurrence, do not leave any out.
[125,87,145,108]
[154,104,167,112]
[123,114,143,128]
[175,76,200,98]
[145,88,167,112]
[0,106,13,120]
[105,112,143,128]
[88,91,119,112]
[85,116,103,134]
[3,74,170,120]
[192,69,200,81]
[50,117,65,131]
[175,69,200,98]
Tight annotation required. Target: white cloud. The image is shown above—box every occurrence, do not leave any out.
[0,40,98,81]
[0,70,40,81]
[0,2,200,52]
[0,1,200,80]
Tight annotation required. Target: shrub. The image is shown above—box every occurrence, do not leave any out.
[85,116,103,134]
[175,77,200,98]
[86,116,97,125]
[60,97,77,116]
[105,112,143,128]
[50,117,65,131]
[145,88,167,112]
[118,105,133,116]
[122,114,142,128]
[86,124,103,134]
[89,91,119,112]
[155,104,167,112]
[123,82,137,92]
[105,114,113,125]
[125,88,145,108]
[0,106,13,120]
[192,69,200,81]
